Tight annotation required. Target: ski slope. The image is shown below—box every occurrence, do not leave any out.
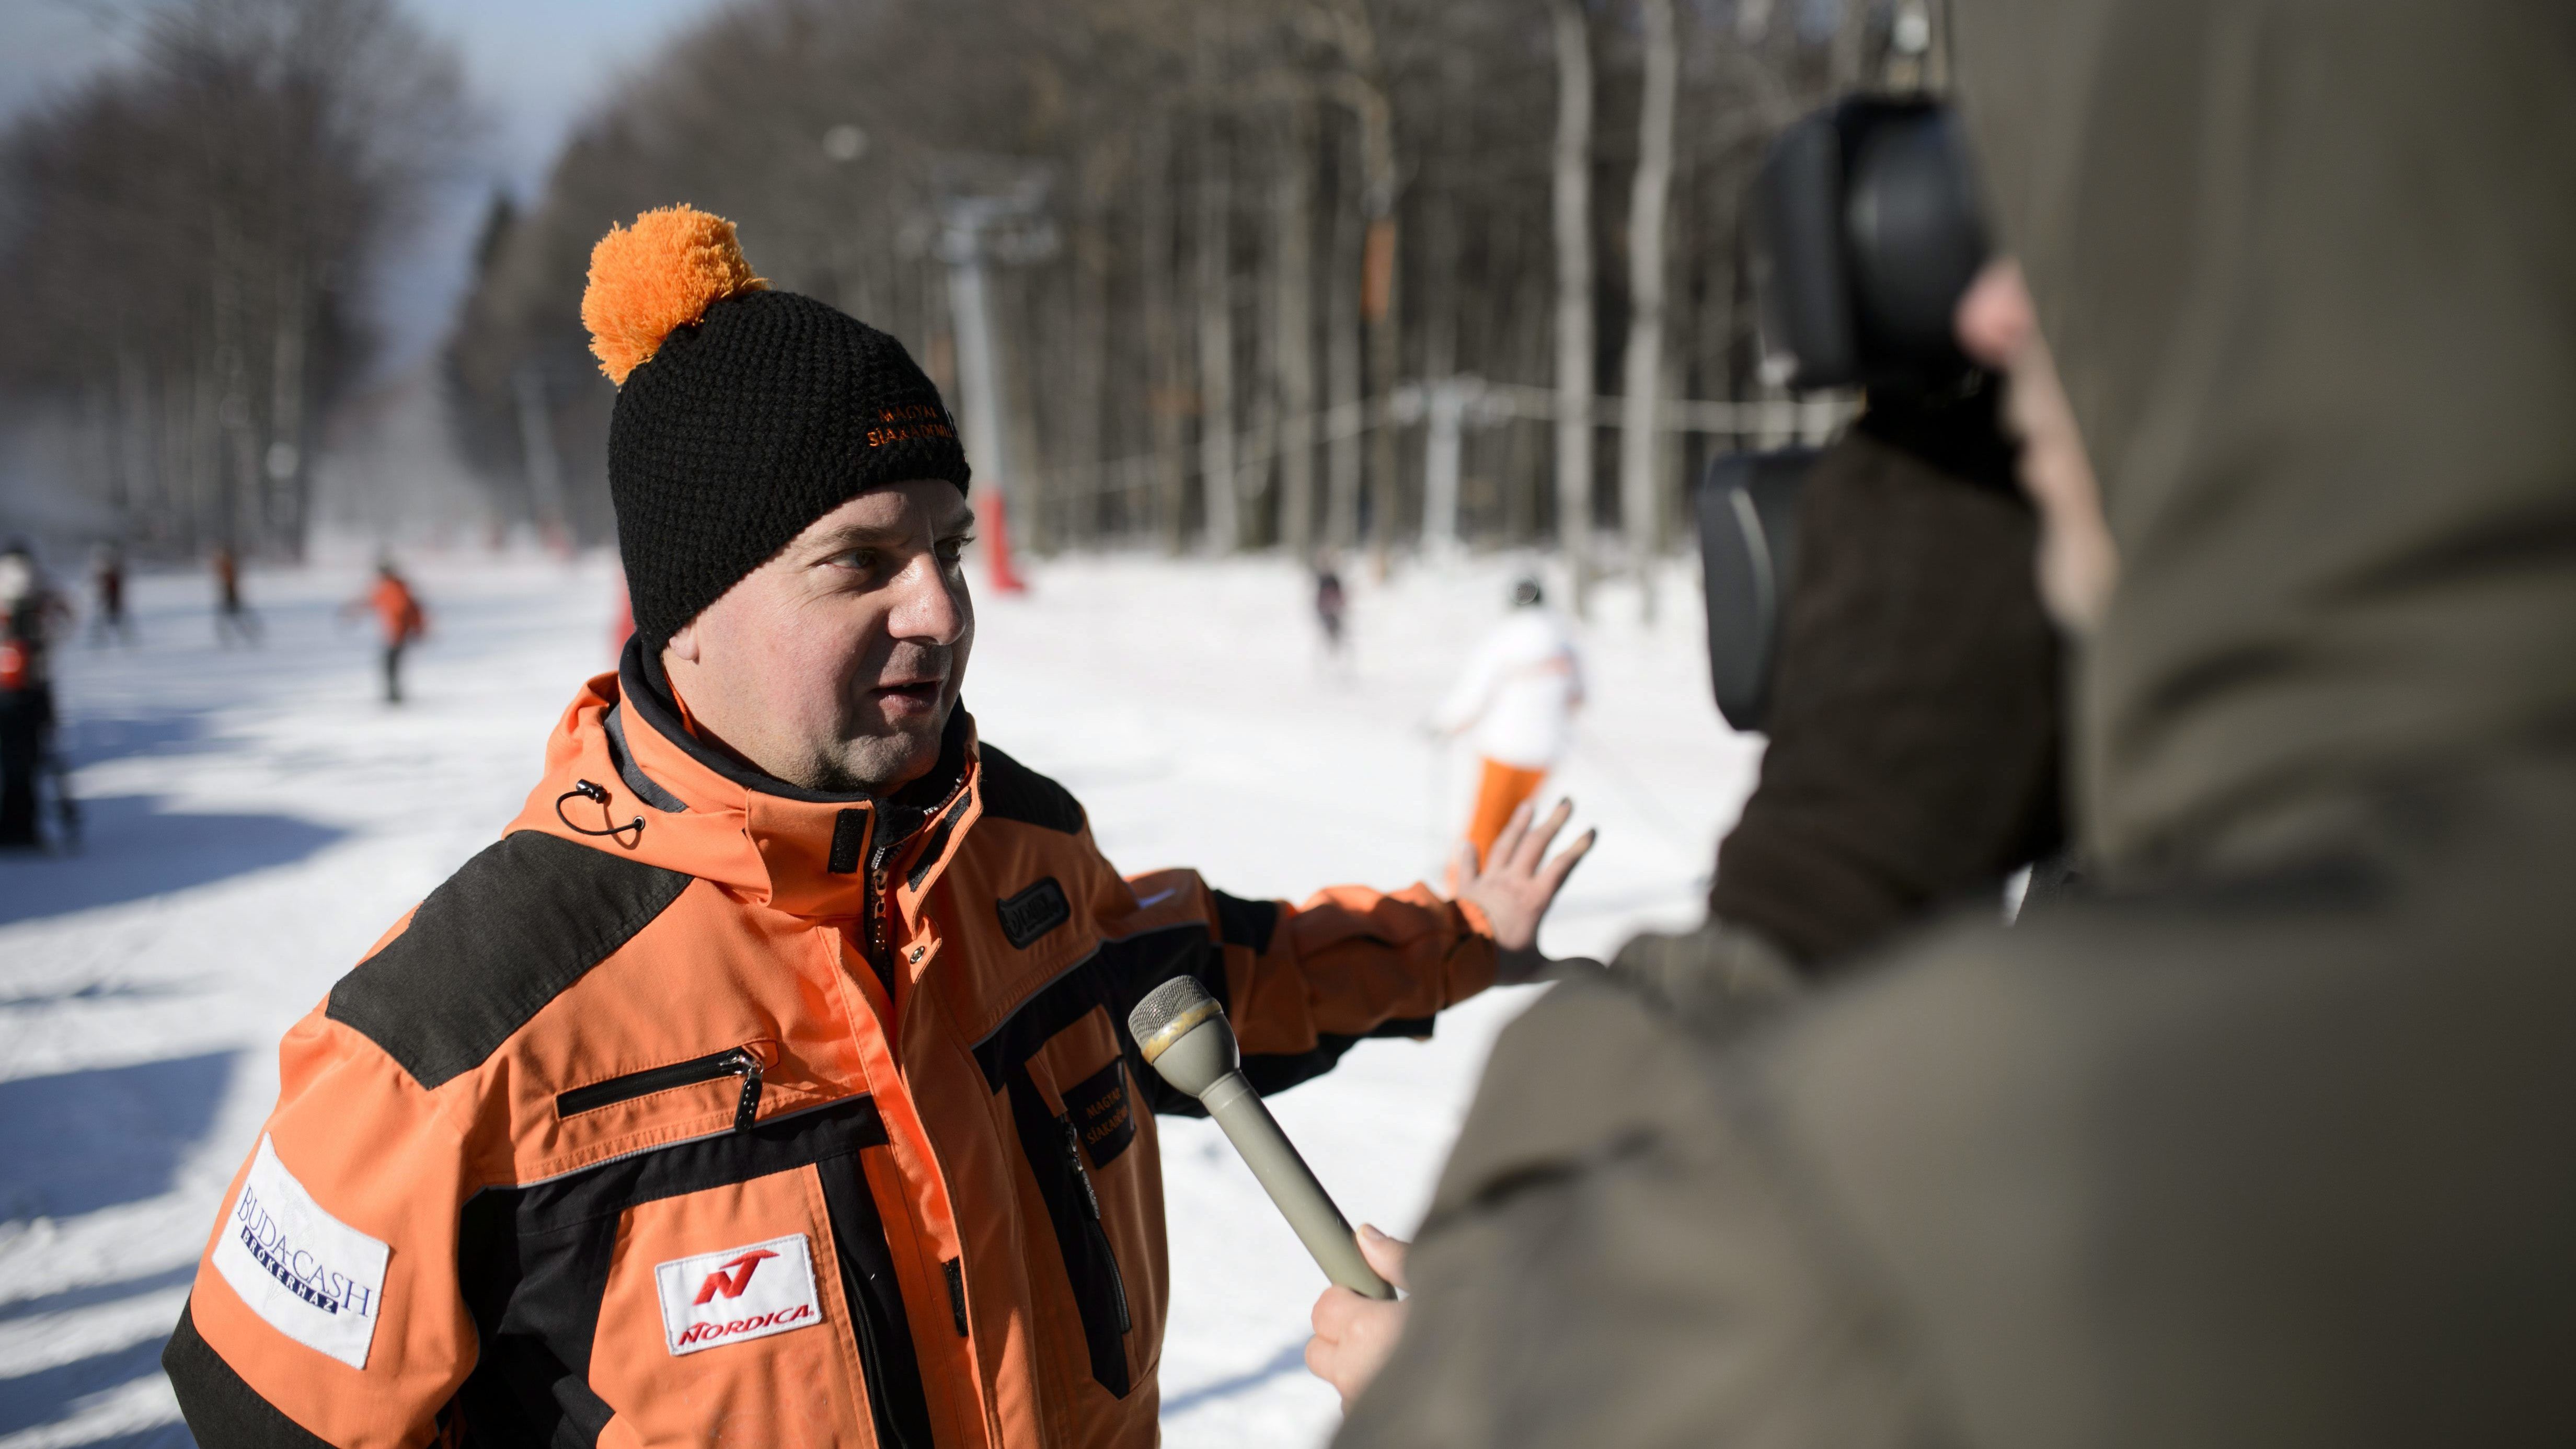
[0,549,1759,1448]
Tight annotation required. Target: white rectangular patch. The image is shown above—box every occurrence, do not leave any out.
[209,1135,390,1371]
[653,1233,823,1356]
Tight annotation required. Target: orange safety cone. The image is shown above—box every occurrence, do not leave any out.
[981,488,1028,594]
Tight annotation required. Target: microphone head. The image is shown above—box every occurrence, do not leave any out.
[1128,975,1236,1097]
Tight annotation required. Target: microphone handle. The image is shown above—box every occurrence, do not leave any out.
[1199,1071,1396,1300]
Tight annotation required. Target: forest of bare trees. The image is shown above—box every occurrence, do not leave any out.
[0,0,1921,565]
[451,0,1920,571]
[0,0,466,559]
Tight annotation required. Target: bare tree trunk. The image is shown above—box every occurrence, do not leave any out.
[998,266,1050,556]
[1421,134,1459,387]
[1925,0,1953,90]
[1068,192,1112,548]
[1322,0,1401,560]
[117,349,152,537]
[1508,251,1550,542]
[1273,99,1319,559]
[269,266,309,559]
[1141,117,1187,553]
[184,369,215,555]
[1359,123,1399,560]
[1196,117,1239,553]
[1325,121,1364,553]
[1692,151,1744,434]
[1241,360,1279,548]
[215,222,262,553]
[1832,0,1872,87]
[1551,0,1596,605]
[1618,0,1678,610]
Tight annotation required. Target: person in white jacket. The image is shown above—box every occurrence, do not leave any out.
[1431,578,1586,865]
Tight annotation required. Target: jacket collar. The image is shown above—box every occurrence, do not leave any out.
[508,640,980,921]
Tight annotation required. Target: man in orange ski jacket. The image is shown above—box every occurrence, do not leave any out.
[346,560,428,704]
[163,206,1593,1449]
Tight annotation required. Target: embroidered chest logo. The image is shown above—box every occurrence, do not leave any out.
[654,1233,823,1355]
[209,1135,390,1370]
[693,1249,776,1305]
[997,877,1072,948]
[1065,1058,1136,1167]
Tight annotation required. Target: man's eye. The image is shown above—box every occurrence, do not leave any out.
[834,549,879,571]
[937,537,975,564]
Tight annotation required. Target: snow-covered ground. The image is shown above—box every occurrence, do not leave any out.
[0,549,1759,1448]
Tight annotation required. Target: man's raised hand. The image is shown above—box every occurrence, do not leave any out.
[1452,798,1596,984]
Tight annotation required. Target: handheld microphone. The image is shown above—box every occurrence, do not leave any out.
[1127,976,1396,1301]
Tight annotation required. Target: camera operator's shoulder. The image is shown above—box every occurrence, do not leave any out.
[1758,854,2412,1139]
[1748,824,2576,1436]
[1752,891,2326,1171]
[1377,947,1953,1449]
[1421,925,1803,1228]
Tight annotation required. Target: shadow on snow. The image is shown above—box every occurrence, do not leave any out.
[0,1338,172,1438]
[1159,1340,1312,1417]
[0,1051,238,1223]
[0,1053,231,1447]
[0,795,343,927]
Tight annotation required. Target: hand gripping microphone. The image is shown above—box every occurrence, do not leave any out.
[1128,976,1396,1300]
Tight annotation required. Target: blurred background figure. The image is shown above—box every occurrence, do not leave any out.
[211,544,260,647]
[1431,577,1584,866]
[346,557,429,704]
[87,542,133,647]
[0,539,72,849]
[1314,552,1350,671]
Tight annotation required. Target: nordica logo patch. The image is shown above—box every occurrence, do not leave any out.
[653,1233,823,1356]
[209,1135,390,1370]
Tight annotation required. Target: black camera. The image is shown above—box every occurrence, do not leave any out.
[1699,96,1990,731]
[1748,96,1990,392]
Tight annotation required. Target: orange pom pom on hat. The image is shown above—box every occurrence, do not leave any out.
[582,204,970,647]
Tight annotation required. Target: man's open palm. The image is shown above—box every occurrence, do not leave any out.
[1452,799,1595,982]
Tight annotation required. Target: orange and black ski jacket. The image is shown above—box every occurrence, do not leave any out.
[165,643,1495,1449]
[366,578,426,646]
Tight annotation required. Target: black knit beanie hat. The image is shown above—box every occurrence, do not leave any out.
[583,205,971,647]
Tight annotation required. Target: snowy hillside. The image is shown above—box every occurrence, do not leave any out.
[0,551,1758,1448]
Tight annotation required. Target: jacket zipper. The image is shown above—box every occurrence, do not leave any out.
[554,1044,767,1131]
[860,835,900,1000]
[1057,1115,1131,1334]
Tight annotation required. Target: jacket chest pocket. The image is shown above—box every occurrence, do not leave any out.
[994,1003,1161,1401]
[457,1098,935,1449]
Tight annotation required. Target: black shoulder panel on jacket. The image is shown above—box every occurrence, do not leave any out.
[327,831,692,1089]
[166,1298,336,1449]
[1212,891,1282,954]
[977,744,1087,834]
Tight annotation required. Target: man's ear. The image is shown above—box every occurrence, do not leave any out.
[664,620,702,666]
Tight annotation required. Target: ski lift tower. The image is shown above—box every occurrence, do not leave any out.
[937,170,1056,593]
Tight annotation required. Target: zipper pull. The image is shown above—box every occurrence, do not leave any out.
[868,842,894,963]
[1060,1117,1102,1220]
[726,1048,764,1132]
